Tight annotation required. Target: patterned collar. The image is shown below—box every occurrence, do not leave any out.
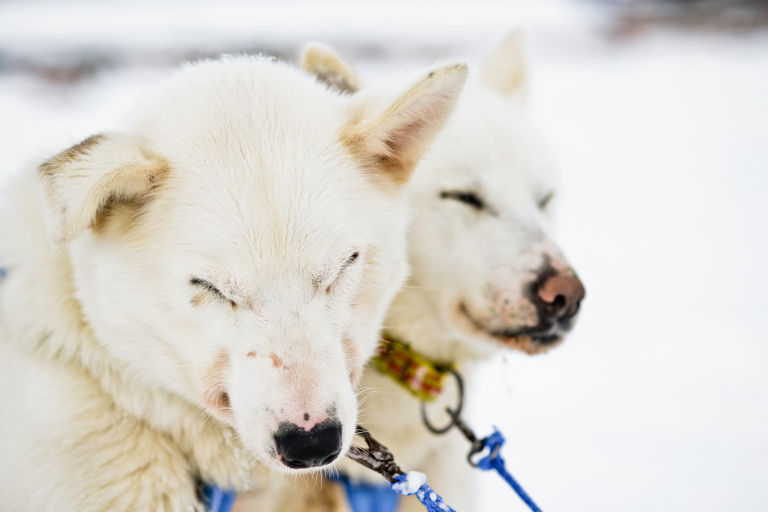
[372,334,453,402]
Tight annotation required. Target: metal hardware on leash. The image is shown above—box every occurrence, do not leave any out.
[346,425,404,483]
[346,425,458,512]
[419,368,484,465]
[444,407,490,467]
[421,368,464,434]
[417,369,544,512]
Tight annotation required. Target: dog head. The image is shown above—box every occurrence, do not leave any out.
[302,31,584,360]
[36,56,466,471]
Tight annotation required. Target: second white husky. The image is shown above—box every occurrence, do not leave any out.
[243,32,586,512]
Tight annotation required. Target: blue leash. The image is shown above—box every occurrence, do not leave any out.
[343,426,458,512]
[476,429,542,512]
[422,370,544,512]
[391,472,456,512]
[202,483,236,512]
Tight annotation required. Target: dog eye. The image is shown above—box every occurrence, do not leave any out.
[440,190,484,210]
[538,192,554,210]
[190,278,236,308]
[326,252,360,293]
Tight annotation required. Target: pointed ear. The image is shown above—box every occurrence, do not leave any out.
[481,29,529,102]
[37,133,169,247]
[301,42,360,94]
[341,62,468,185]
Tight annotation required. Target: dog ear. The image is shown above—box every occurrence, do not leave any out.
[301,42,360,94]
[342,62,468,185]
[481,29,529,102]
[37,133,168,247]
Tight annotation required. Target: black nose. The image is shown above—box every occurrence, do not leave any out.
[273,420,342,469]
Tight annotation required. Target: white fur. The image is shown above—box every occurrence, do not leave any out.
[0,56,467,511]
[250,31,583,512]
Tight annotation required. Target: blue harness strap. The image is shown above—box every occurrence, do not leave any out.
[202,483,236,512]
[329,473,400,512]
[477,429,542,512]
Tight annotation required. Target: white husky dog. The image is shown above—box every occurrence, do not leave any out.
[251,32,585,512]
[0,56,467,511]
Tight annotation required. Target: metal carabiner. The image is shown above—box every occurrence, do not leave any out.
[420,368,465,435]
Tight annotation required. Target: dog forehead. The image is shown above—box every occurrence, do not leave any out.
[128,57,389,263]
[421,85,555,198]
[175,178,373,265]
[132,56,350,166]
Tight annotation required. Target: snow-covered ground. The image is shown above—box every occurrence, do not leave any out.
[1,1,767,511]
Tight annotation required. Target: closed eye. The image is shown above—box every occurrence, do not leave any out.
[190,278,236,308]
[345,252,359,267]
[326,251,360,293]
[440,190,484,210]
[538,192,554,210]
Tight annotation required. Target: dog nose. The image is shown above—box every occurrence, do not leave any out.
[274,420,342,469]
[536,272,585,320]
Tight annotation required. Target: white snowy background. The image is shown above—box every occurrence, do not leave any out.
[1,1,767,511]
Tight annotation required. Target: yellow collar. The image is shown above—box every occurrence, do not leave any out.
[372,335,453,402]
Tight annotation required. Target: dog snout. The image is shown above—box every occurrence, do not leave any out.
[535,271,585,321]
[273,419,342,469]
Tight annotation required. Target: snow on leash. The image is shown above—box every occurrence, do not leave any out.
[392,472,455,512]
[347,426,458,512]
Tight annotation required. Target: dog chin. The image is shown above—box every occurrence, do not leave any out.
[454,302,564,356]
[495,333,563,355]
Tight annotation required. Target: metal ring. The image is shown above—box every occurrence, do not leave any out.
[421,368,465,435]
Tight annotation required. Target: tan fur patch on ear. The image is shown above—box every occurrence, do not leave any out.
[341,63,468,186]
[301,43,360,94]
[38,134,106,177]
[89,198,146,236]
[37,133,170,246]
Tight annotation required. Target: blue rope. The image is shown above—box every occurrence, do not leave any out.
[391,472,456,512]
[476,429,542,512]
[202,483,236,512]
